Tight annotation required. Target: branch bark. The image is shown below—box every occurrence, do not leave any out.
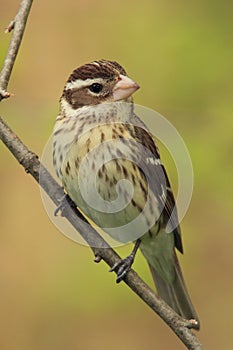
[0,1,204,349]
[0,0,33,99]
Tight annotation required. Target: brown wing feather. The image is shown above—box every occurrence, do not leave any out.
[127,122,183,253]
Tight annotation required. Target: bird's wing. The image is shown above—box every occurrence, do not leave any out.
[125,120,183,253]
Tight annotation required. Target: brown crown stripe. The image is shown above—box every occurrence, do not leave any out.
[67,60,127,82]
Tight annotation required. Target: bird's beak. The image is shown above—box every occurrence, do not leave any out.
[113,74,140,101]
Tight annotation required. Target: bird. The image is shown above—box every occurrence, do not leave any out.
[53,59,200,328]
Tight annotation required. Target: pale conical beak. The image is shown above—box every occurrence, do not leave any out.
[113,74,140,101]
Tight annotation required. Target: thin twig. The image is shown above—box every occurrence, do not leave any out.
[5,20,15,34]
[0,0,33,100]
[0,1,205,349]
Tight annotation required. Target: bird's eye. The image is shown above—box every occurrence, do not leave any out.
[88,83,103,93]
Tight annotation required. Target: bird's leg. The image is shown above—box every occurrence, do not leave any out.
[54,193,76,216]
[110,239,141,283]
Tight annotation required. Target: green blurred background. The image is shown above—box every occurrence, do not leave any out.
[0,0,232,349]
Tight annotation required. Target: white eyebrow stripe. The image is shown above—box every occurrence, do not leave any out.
[66,78,104,90]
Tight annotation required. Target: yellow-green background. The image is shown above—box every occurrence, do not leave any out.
[0,1,232,349]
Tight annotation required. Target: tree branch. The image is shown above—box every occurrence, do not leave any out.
[0,1,204,349]
[0,0,33,99]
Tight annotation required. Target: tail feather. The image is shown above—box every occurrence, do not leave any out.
[149,255,200,329]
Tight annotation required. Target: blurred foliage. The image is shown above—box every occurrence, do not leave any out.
[0,0,232,349]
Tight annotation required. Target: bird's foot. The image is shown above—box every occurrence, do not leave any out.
[109,254,135,283]
[110,239,141,283]
[54,194,75,216]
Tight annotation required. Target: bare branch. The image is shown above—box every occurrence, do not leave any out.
[0,0,33,100]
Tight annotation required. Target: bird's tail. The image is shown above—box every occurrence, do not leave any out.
[148,253,200,329]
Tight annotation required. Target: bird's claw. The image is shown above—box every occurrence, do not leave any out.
[109,255,134,283]
[54,194,70,216]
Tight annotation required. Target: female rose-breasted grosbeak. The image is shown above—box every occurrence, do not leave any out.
[53,60,199,327]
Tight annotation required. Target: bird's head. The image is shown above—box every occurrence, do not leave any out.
[60,60,139,113]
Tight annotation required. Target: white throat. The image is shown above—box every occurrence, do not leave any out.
[60,98,134,123]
